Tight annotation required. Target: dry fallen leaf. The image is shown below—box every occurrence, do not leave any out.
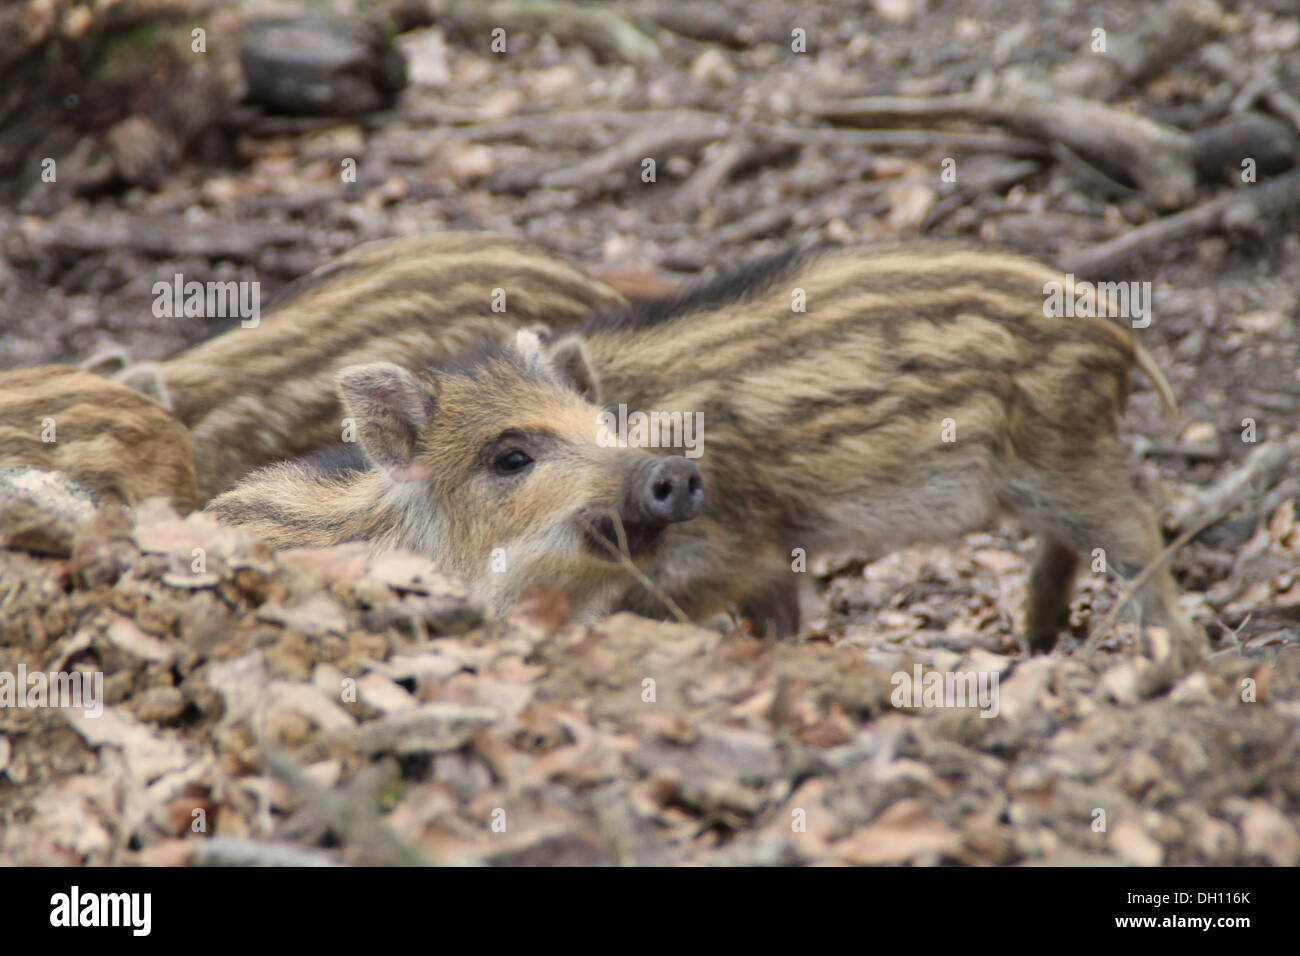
[833,798,961,864]
[66,707,191,783]
[1240,799,1300,866]
[1110,819,1164,866]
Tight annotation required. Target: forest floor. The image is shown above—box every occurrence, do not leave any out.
[1,0,1298,865]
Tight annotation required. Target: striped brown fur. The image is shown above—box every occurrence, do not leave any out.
[207,331,703,619]
[0,364,198,511]
[156,233,628,502]
[558,240,1193,659]
[207,240,1197,662]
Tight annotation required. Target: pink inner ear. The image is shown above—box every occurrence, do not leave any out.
[387,462,430,483]
[369,386,403,410]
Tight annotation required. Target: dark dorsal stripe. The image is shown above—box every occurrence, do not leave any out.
[578,244,813,334]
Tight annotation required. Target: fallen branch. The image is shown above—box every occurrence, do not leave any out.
[492,115,732,194]
[806,0,1229,211]
[674,135,767,212]
[410,107,726,139]
[18,215,315,264]
[1163,435,1296,531]
[811,85,1197,210]
[1084,437,1297,656]
[440,0,662,64]
[485,113,1047,197]
[808,94,983,126]
[632,0,754,47]
[1060,167,1300,277]
[744,122,1048,156]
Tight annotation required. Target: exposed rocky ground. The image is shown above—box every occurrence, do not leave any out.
[1,0,1298,865]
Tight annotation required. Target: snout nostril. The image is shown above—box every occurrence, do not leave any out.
[637,457,703,524]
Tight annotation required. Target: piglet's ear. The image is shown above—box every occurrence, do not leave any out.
[512,327,546,364]
[337,362,433,476]
[546,335,602,405]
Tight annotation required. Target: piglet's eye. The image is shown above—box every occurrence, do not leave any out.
[493,449,533,476]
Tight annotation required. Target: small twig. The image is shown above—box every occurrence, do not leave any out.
[1082,519,1201,659]
[191,836,344,867]
[413,108,727,141]
[674,136,761,212]
[1216,612,1253,655]
[1139,442,1225,462]
[714,203,797,244]
[1241,389,1300,414]
[920,157,1042,229]
[807,94,984,124]
[1050,141,1140,198]
[576,513,690,624]
[1200,45,1300,136]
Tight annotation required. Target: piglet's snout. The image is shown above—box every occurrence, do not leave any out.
[638,456,705,524]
